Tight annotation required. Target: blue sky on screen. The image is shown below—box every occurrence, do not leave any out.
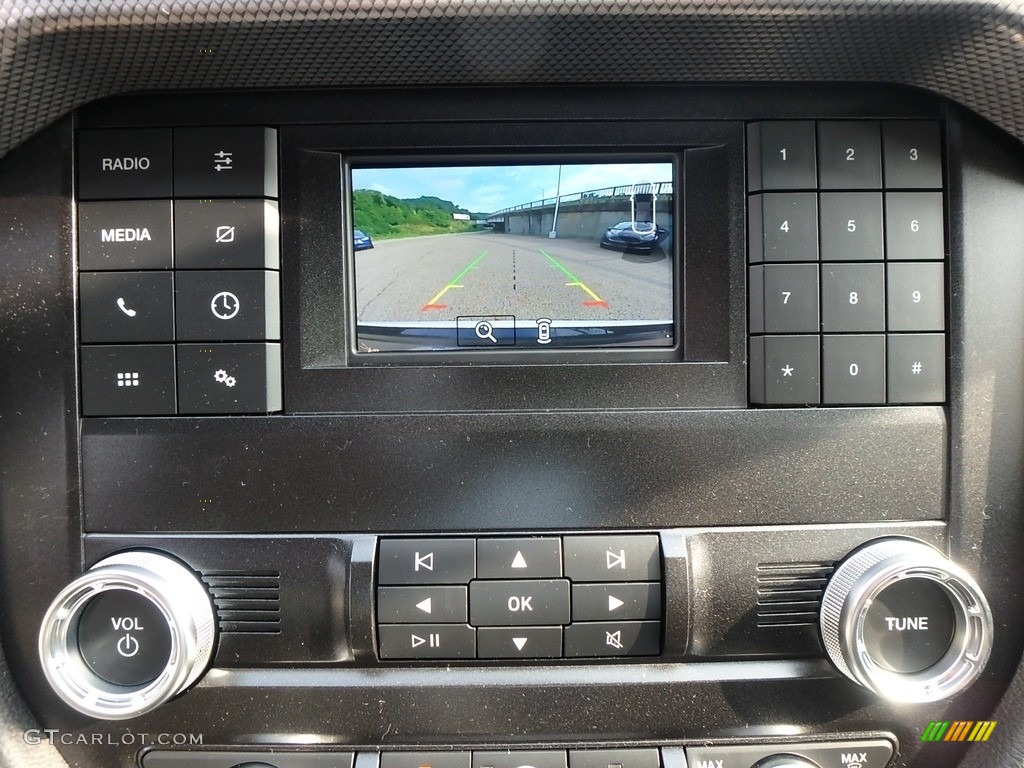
[351,162,672,214]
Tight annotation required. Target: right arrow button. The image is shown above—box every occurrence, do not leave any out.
[571,582,662,622]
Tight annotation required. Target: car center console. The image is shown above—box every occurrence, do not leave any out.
[1,84,1023,768]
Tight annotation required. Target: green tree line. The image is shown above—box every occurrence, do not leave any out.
[352,190,482,239]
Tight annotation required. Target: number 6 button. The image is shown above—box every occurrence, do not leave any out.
[887,262,945,331]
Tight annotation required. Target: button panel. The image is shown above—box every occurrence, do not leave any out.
[377,535,663,660]
[143,743,891,768]
[749,119,947,405]
[76,127,282,417]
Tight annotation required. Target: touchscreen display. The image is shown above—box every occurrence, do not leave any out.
[351,161,675,352]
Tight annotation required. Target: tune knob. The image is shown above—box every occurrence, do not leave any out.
[39,551,216,719]
[820,538,993,703]
[753,757,820,768]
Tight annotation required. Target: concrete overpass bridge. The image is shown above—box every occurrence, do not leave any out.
[485,181,673,240]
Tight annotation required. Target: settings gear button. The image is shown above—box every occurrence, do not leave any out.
[177,343,281,414]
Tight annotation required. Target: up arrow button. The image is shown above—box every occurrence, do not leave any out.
[477,538,562,578]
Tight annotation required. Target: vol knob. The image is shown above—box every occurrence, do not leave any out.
[39,551,216,719]
[819,538,993,703]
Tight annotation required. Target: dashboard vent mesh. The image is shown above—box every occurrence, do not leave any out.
[756,561,834,628]
[203,571,282,635]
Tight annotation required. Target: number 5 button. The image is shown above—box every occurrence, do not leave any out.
[887,262,945,331]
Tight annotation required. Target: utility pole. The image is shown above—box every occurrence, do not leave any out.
[548,165,562,239]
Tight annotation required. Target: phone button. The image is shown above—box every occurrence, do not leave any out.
[79,272,175,343]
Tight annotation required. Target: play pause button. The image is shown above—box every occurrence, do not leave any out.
[378,624,476,659]
[477,626,563,659]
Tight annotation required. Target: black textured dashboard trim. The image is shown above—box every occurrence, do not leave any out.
[5,0,1024,160]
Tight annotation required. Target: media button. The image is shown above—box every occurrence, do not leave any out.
[78,129,172,200]
[78,201,173,271]
[378,538,476,585]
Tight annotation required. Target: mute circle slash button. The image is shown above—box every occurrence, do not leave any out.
[76,590,173,687]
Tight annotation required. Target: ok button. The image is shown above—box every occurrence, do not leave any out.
[470,579,570,626]
[76,590,173,687]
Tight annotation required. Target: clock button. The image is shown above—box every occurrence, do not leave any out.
[174,270,280,342]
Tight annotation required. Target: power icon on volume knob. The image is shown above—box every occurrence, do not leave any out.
[76,590,173,686]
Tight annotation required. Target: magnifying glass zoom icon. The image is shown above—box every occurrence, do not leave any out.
[474,321,497,343]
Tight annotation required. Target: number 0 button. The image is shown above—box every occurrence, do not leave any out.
[887,262,945,331]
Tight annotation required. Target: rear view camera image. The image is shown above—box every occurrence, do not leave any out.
[351,161,675,352]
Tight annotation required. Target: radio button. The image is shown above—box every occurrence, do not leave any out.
[887,333,946,404]
[563,535,660,582]
[469,579,570,626]
[176,343,282,415]
[377,586,468,624]
[883,121,943,189]
[80,271,175,344]
[175,270,280,342]
[571,582,661,622]
[378,624,475,660]
[747,122,817,191]
[79,201,173,271]
[477,626,562,659]
[817,121,882,189]
[822,335,886,405]
[821,262,885,333]
[564,620,660,657]
[174,200,280,270]
[749,335,820,406]
[80,345,176,416]
[749,193,818,264]
[886,192,945,261]
[760,263,820,334]
[477,537,562,579]
[78,129,173,200]
[887,261,945,331]
[378,538,476,585]
[173,127,278,199]
[819,192,884,261]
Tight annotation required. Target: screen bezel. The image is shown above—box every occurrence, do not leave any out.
[344,153,682,365]
[281,116,745,414]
